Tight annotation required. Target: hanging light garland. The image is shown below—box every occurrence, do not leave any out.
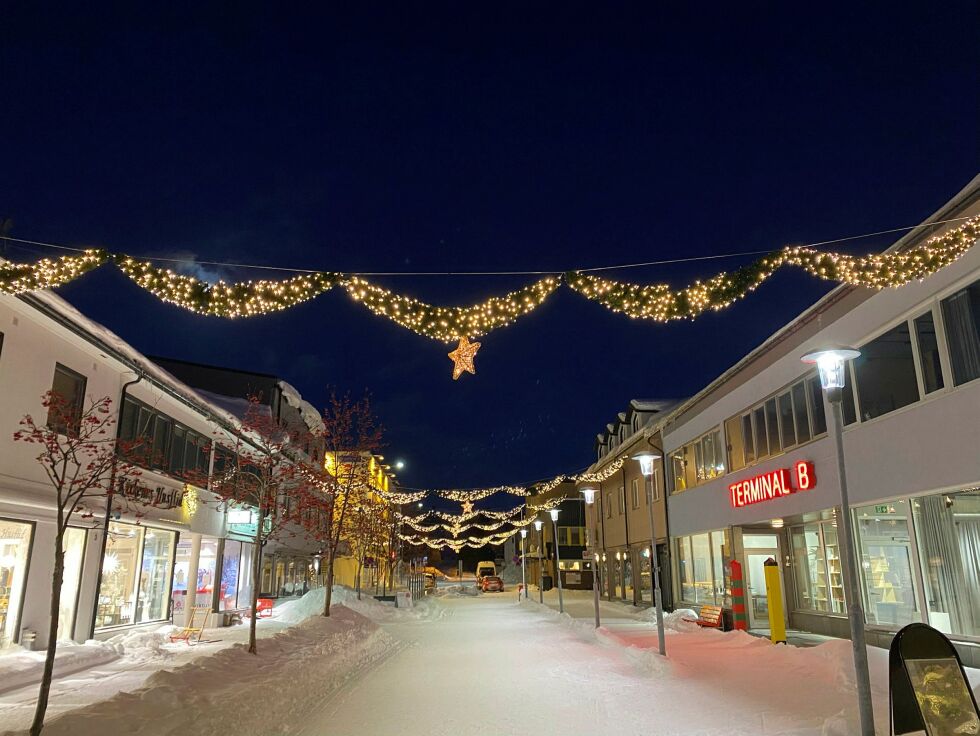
[114,256,342,318]
[0,250,107,295]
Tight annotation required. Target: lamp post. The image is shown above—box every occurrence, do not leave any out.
[633,451,666,657]
[580,487,601,629]
[533,519,544,603]
[549,508,565,614]
[802,348,874,736]
[520,528,528,600]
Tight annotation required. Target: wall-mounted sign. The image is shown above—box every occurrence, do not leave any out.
[118,479,185,509]
[729,461,816,508]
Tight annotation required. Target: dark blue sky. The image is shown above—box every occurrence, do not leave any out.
[2,3,977,492]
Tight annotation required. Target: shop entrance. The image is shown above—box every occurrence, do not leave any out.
[743,533,784,630]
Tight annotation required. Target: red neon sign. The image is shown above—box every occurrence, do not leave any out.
[729,461,816,508]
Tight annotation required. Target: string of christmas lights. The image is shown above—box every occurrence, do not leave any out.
[378,489,429,504]
[115,256,342,318]
[344,275,562,342]
[0,250,107,295]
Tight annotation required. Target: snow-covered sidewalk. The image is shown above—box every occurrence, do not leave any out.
[0,587,429,735]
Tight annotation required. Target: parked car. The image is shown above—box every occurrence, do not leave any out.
[481,575,504,593]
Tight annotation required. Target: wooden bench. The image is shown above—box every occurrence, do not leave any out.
[684,604,724,629]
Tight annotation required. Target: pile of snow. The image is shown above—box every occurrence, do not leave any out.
[28,606,397,736]
[271,587,331,625]
[102,626,177,659]
[0,641,120,696]
[634,606,701,633]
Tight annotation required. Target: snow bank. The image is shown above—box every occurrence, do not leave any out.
[0,642,120,696]
[634,606,701,633]
[25,607,398,736]
[102,626,178,660]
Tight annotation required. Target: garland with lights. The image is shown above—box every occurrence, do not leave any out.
[344,275,561,342]
[115,256,343,318]
[0,250,108,295]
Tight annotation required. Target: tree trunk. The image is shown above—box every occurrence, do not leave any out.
[322,548,335,617]
[30,534,65,736]
[356,557,363,601]
[248,505,265,655]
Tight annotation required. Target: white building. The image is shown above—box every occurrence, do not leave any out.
[0,288,322,649]
[661,175,980,663]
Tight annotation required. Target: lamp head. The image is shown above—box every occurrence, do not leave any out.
[632,451,661,477]
[580,487,597,505]
[802,348,860,391]
[533,519,543,532]
[548,508,560,522]
[520,528,528,538]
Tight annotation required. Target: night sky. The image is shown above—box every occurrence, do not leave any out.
[2,4,977,496]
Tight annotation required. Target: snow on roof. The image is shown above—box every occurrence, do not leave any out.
[277,380,325,434]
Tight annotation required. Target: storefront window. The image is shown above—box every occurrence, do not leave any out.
[853,501,918,627]
[58,527,87,641]
[139,530,175,623]
[789,521,844,614]
[941,278,980,386]
[98,522,175,629]
[0,521,34,647]
[173,538,218,617]
[854,322,920,421]
[912,491,980,637]
[675,530,728,605]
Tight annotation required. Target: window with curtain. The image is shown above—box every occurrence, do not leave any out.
[914,311,945,394]
[942,279,980,386]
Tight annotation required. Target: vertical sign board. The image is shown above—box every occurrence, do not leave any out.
[890,623,980,735]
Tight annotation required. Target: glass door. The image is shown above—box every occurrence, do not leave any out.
[58,527,87,641]
[0,520,34,647]
[743,534,782,630]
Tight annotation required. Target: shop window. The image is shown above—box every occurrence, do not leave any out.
[97,522,175,629]
[912,490,980,638]
[670,429,725,492]
[914,311,945,394]
[618,487,625,514]
[941,279,980,386]
[792,382,811,444]
[47,363,86,435]
[853,501,918,628]
[790,521,845,614]
[173,538,218,618]
[0,520,34,647]
[630,479,639,509]
[854,322,920,421]
[58,528,87,641]
[675,530,727,605]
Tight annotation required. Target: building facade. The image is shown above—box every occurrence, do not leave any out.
[583,400,677,608]
[661,176,980,662]
[0,288,326,649]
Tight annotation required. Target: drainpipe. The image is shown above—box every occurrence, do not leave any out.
[88,372,142,638]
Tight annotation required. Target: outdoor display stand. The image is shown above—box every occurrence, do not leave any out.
[890,622,980,735]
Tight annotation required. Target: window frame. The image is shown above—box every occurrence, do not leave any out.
[47,363,87,436]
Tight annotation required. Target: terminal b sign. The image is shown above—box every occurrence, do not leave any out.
[729,461,816,508]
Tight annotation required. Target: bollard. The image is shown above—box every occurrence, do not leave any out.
[763,557,786,644]
[730,560,747,631]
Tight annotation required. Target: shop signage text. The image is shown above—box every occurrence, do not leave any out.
[118,479,185,510]
[729,461,816,508]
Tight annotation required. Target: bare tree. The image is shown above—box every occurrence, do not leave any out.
[207,396,319,654]
[14,393,147,736]
[316,392,383,616]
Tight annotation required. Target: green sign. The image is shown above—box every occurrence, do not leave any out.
[875,504,891,515]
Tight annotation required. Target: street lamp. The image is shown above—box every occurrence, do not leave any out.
[549,508,565,614]
[633,450,666,657]
[580,487,601,629]
[803,347,874,736]
[533,519,544,603]
[520,529,528,600]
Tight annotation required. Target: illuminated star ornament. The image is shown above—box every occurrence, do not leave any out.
[461,500,474,515]
[448,336,480,380]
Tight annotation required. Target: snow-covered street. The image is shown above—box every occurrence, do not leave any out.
[5,586,980,735]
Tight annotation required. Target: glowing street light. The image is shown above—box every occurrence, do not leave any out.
[548,508,564,614]
[633,450,666,656]
[395,459,406,470]
[803,347,874,736]
[580,486,601,628]
[533,518,544,603]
